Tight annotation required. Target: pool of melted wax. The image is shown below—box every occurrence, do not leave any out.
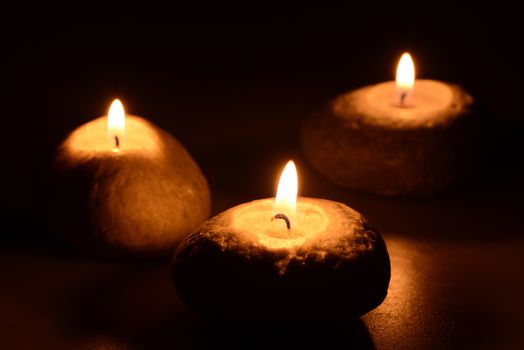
[231,198,331,250]
[64,115,161,156]
[227,198,379,276]
[338,80,470,128]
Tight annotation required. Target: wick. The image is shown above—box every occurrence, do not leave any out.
[271,213,291,230]
[400,91,407,107]
[114,135,120,148]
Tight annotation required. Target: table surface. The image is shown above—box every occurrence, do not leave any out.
[1,143,523,349]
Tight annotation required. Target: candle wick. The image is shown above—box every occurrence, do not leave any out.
[400,91,407,107]
[115,135,120,148]
[271,213,291,230]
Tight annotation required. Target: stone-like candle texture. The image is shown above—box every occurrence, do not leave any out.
[172,161,390,319]
[45,100,211,257]
[302,53,487,196]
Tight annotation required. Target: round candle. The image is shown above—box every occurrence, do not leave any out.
[301,53,487,196]
[172,161,390,319]
[44,99,211,257]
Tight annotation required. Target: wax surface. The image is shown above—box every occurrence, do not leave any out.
[65,115,160,155]
[228,198,378,265]
[232,199,329,249]
[335,79,472,128]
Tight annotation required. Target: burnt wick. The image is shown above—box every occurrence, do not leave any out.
[400,91,407,107]
[115,135,120,148]
[400,91,408,107]
[271,213,291,230]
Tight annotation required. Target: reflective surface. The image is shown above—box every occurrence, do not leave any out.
[1,156,523,349]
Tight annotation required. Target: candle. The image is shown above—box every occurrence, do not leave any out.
[44,99,211,257]
[301,53,487,196]
[172,161,390,319]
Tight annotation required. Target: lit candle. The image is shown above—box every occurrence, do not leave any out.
[172,161,390,319]
[302,52,487,196]
[44,99,211,256]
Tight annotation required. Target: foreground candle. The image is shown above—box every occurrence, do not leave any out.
[45,99,211,256]
[172,161,390,319]
[302,53,486,196]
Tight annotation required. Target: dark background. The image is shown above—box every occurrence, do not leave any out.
[1,1,523,349]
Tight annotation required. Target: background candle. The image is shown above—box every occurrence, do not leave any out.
[301,53,487,196]
[43,99,211,257]
[172,161,390,319]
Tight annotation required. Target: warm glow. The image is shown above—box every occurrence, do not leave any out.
[108,99,125,146]
[396,52,415,95]
[274,160,298,214]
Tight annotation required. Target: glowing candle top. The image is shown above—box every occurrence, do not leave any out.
[64,99,160,155]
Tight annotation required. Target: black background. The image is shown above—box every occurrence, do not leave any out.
[1,1,524,349]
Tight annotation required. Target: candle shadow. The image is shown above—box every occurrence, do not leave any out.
[59,255,376,349]
[60,261,199,349]
[193,318,376,350]
[0,209,75,256]
[62,262,376,349]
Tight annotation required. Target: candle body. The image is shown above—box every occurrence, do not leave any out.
[45,116,211,257]
[302,80,487,196]
[172,197,390,319]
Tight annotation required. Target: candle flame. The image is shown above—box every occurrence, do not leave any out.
[274,160,298,214]
[108,99,125,147]
[396,52,415,102]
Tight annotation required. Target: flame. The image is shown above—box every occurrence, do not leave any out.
[274,160,298,214]
[108,99,125,146]
[396,52,415,98]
